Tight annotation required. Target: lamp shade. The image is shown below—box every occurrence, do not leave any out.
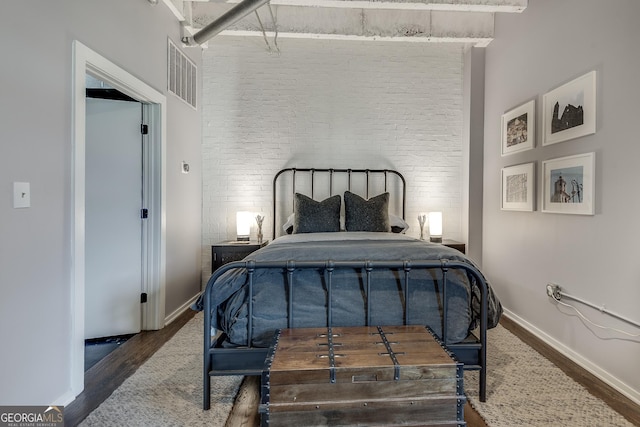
[236,211,252,241]
[428,212,442,242]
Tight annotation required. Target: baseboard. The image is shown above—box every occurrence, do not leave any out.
[164,293,200,326]
[503,308,640,406]
[52,387,79,407]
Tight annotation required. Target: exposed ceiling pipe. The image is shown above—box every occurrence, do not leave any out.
[188,0,270,46]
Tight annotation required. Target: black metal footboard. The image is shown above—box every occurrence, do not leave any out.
[202,259,488,410]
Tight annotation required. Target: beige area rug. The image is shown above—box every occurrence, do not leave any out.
[79,312,242,427]
[465,324,634,427]
[81,311,634,426]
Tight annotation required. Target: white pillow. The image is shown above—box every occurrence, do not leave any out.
[389,214,410,233]
[282,213,295,233]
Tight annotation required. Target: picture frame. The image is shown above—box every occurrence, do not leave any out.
[501,162,535,211]
[542,71,596,146]
[501,100,535,156]
[542,152,595,215]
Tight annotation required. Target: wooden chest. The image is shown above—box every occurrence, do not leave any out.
[260,325,466,426]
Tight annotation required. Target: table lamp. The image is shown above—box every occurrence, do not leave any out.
[236,211,252,241]
[428,212,442,243]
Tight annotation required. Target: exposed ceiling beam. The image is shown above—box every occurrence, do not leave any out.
[215,30,493,47]
[191,3,496,46]
[223,0,527,13]
[174,0,527,47]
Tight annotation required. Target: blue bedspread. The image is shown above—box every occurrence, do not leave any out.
[195,232,502,347]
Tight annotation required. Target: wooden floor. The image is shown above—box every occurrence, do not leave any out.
[65,309,640,426]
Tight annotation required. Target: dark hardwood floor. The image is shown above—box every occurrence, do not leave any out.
[64,310,640,426]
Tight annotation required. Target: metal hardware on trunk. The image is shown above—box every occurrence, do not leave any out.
[259,329,280,425]
[316,332,341,338]
[317,342,342,347]
[377,326,401,380]
[326,327,337,383]
[352,374,378,383]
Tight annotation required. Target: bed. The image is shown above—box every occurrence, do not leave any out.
[197,168,502,410]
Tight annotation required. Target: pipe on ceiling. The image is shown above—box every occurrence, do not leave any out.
[191,0,270,45]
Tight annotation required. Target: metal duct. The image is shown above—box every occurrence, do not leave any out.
[191,0,270,45]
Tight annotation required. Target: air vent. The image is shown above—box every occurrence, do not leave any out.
[168,39,197,109]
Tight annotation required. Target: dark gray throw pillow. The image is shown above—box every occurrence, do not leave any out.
[344,191,391,232]
[293,193,341,233]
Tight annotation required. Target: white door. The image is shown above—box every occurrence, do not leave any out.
[85,97,143,339]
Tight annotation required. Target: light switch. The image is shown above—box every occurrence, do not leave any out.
[13,182,30,208]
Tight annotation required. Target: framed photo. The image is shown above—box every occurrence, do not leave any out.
[542,71,596,146]
[501,100,535,156]
[501,162,535,211]
[542,152,595,215]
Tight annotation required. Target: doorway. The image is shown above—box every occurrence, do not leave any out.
[71,40,167,397]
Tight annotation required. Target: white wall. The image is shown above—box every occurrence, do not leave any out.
[0,0,202,405]
[483,0,640,403]
[201,37,468,276]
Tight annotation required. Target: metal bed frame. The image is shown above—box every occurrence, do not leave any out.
[202,168,488,410]
[272,168,406,239]
[203,259,488,409]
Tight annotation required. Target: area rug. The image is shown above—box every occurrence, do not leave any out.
[80,311,634,426]
[465,324,634,427]
[79,312,242,427]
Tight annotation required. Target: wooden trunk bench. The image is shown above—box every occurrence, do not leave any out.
[260,325,466,426]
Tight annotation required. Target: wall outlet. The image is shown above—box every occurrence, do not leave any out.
[546,284,561,300]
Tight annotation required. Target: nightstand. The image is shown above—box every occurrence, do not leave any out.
[441,239,466,254]
[211,240,268,273]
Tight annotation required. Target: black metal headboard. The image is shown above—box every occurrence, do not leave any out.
[272,168,406,240]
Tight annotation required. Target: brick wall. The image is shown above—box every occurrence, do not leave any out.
[201,36,464,279]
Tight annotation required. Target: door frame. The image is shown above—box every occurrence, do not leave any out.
[71,40,167,395]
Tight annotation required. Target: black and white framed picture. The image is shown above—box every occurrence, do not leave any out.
[542,152,595,215]
[501,162,535,211]
[542,71,596,146]
[501,100,535,156]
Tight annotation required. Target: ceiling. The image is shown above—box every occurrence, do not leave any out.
[161,0,527,48]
